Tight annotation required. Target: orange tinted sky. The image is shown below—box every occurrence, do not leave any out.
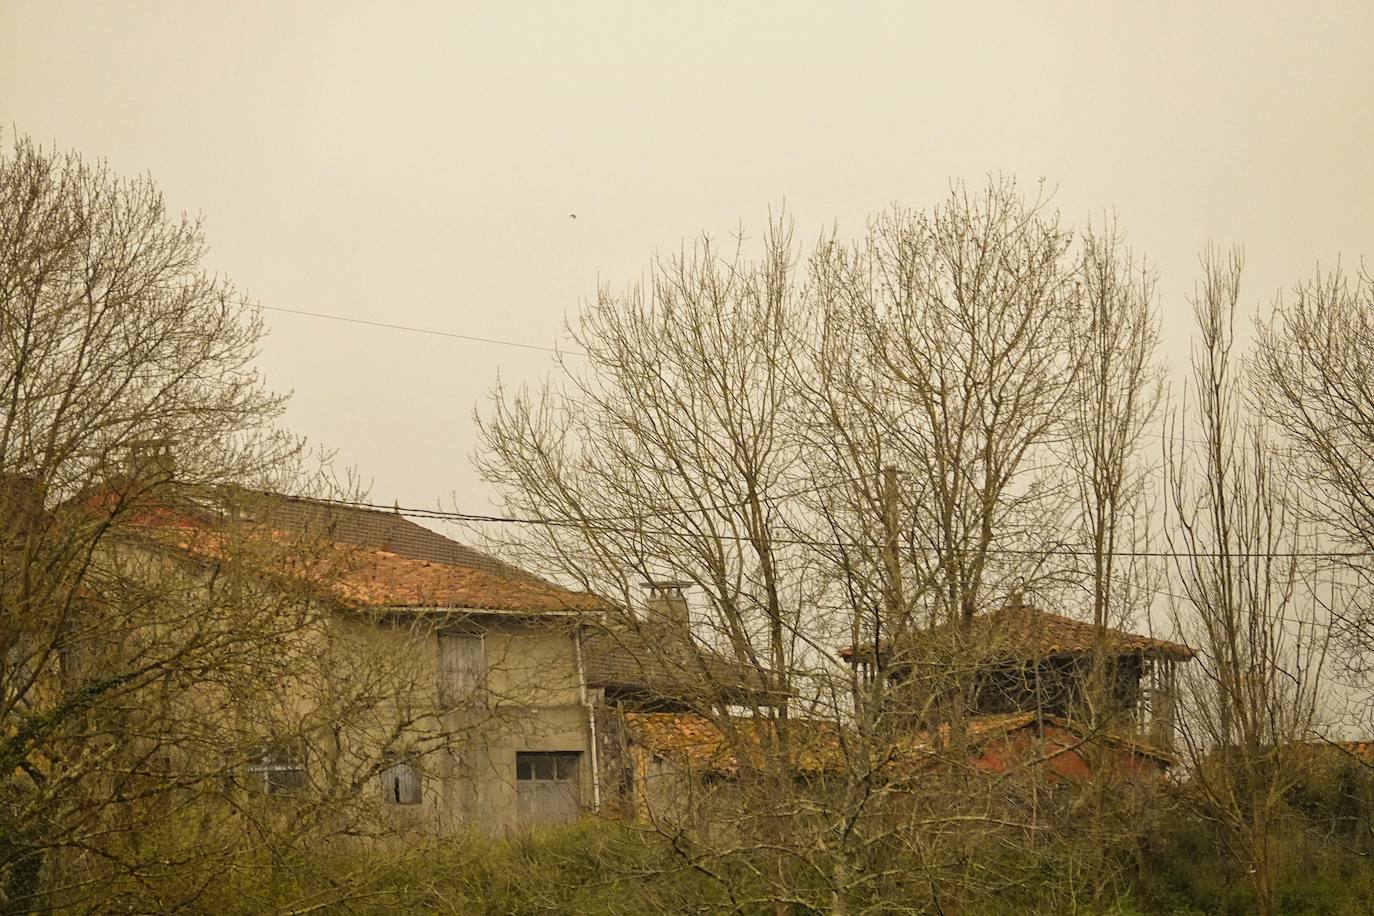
[3,1,1372,512]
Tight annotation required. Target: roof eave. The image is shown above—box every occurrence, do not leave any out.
[363,604,588,618]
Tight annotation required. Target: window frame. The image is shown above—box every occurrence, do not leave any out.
[515,750,581,783]
[245,741,307,796]
[514,750,582,827]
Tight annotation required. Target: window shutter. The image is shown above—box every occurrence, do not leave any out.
[398,762,421,804]
[438,633,485,706]
[383,760,422,805]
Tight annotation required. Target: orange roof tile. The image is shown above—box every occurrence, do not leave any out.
[329,547,607,613]
[258,496,540,580]
[624,709,1177,778]
[1339,741,1374,759]
[1290,739,1374,764]
[624,712,842,776]
[114,492,608,615]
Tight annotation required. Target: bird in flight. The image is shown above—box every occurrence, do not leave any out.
[569,213,577,219]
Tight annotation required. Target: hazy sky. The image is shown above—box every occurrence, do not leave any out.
[3,1,1373,517]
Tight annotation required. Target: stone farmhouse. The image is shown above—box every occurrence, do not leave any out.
[128,490,779,833]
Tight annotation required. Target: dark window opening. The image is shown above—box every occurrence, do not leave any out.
[246,742,307,795]
[516,751,580,781]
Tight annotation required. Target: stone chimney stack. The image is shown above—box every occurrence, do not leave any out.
[0,473,43,542]
[642,580,691,634]
[125,437,176,483]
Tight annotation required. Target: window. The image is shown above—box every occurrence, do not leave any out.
[515,751,581,828]
[246,742,306,795]
[516,751,580,782]
[381,758,422,806]
[438,632,486,707]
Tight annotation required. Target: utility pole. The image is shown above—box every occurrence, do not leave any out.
[880,465,905,650]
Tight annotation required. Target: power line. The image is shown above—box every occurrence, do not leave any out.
[257,305,579,356]
[251,308,1345,461]
[284,493,1374,638]
[304,495,1374,634]
[1068,578,1352,634]
[287,473,881,527]
[294,493,1374,561]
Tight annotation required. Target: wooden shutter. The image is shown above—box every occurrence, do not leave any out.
[438,633,486,706]
[383,760,422,805]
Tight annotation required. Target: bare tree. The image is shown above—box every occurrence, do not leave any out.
[806,181,1086,636]
[474,218,848,910]
[1066,220,1162,641]
[476,183,1157,913]
[475,220,805,707]
[0,133,296,908]
[0,136,476,912]
[1164,248,1329,916]
[1251,266,1374,685]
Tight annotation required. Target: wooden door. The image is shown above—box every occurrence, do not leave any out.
[515,751,581,828]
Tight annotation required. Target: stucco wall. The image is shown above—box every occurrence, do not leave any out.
[429,618,595,833]
[224,612,597,835]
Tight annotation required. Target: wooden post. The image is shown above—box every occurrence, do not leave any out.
[880,465,904,646]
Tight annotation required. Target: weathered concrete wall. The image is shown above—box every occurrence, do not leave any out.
[231,613,598,835]
[434,619,595,833]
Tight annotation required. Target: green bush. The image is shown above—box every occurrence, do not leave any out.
[40,790,1374,914]
[1130,811,1374,916]
[170,822,732,915]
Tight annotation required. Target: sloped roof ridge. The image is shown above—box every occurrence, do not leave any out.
[977,604,1194,659]
[112,488,607,614]
[330,544,607,613]
[840,602,1193,661]
[265,493,550,584]
[581,623,783,700]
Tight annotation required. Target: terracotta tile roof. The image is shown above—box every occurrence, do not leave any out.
[916,711,1039,743]
[624,712,841,776]
[1338,741,1374,760]
[906,713,1178,767]
[114,492,608,615]
[330,547,606,613]
[625,712,748,773]
[259,497,538,581]
[841,604,1193,663]
[624,709,1177,778]
[1290,740,1374,764]
[254,496,607,612]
